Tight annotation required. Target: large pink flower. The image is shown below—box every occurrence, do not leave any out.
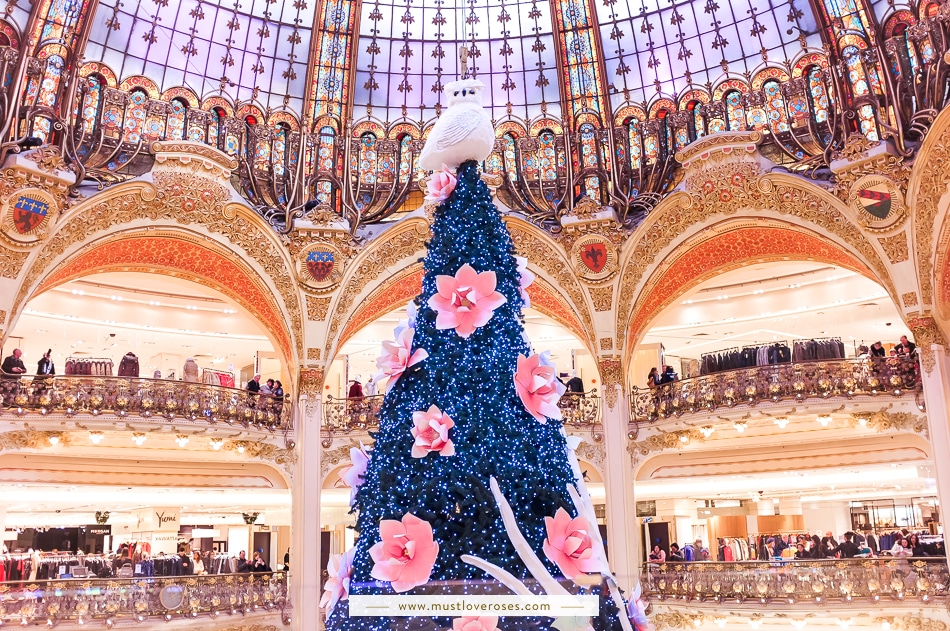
[320,547,354,618]
[428,264,507,338]
[542,508,602,580]
[454,617,499,631]
[515,256,535,308]
[339,442,372,505]
[514,351,566,423]
[425,165,457,203]
[410,404,455,458]
[369,513,440,592]
[376,326,428,391]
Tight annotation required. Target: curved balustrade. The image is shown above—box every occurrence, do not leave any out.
[630,358,922,423]
[322,391,600,445]
[0,571,288,625]
[0,376,292,431]
[642,558,948,606]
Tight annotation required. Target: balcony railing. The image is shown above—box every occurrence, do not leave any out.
[0,571,288,625]
[630,358,922,423]
[0,376,292,431]
[322,391,600,445]
[642,558,948,605]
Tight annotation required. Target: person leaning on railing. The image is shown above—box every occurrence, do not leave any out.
[0,348,26,406]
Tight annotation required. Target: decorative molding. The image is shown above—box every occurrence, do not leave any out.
[599,337,613,351]
[321,442,366,479]
[299,368,325,397]
[910,113,950,306]
[0,246,28,278]
[598,358,623,410]
[878,232,910,263]
[909,315,947,373]
[873,616,948,631]
[849,408,929,438]
[307,347,321,361]
[0,430,69,452]
[903,291,919,308]
[573,435,606,472]
[590,286,614,312]
[24,145,69,174]
[227,440,296,467]
[627,429,704,463]
[306,295,331,321]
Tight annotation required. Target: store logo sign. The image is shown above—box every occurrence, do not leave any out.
[152,508,180,531]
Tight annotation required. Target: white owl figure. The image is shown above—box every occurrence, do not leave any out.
[418,78,496,171]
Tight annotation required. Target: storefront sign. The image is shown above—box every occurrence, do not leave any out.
[85,525,112,536]
[152,508,180,531]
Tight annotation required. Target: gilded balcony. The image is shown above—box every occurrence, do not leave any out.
[642,558,948,607]
[0,376,292,432]
[631,358,923,425]
[0,571,288,625]
[322,391,601,445]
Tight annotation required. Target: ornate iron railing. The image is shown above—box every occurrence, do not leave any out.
[322,391,600,445]
[642,558,948,605]
[0,571,288,625]
[630,358,922,423]
[0,376,292,431]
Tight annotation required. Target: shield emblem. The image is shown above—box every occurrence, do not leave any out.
[307,250,335,282]
[12,195,49,234]
[580,242,608,273]
[858,185,892,220]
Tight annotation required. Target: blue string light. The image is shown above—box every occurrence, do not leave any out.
[327,160,625,631]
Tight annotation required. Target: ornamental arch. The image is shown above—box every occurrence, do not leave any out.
[4,173,303,374]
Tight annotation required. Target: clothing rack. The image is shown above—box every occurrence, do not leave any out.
[201,368,235,388]
[64,357,114,376]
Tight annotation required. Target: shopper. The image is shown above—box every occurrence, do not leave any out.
[566,372,584,393]
[811,534,824,558]
[646,367,659,388]
[649,545,666,563]
[178,546,194,574]
[193,550,206,575]
[36,349,55,376]
[870,341,887,357]
[794,543,809,559]
[365,376,377,397]
[348,379,364,400]
[908,533,925,556]
[246,374,261,408]
[237,550,249,572]
[1,349,26,376]
[891,538,913,557]
[182,358,199,383]
[251,550,271,572]
[693,539,710,561]
[668,543,684,561]
[260,379,274,396]
[835,532,860,558]
[764,537,778,559]
[895,335,917,357]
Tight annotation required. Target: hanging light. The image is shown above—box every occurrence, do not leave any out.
[89,431,104,445]
[210,438,224,451]
[47,435,60,446]
[734,421,747,433]
[816,414,832,427]
[131,433,147,446]
[774,417,789,429]
[175,434,190,448]
[237,444,246,454]
[700,426,714,438]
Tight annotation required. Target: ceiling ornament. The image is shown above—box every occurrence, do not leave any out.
[878,232,910,264]
[227,440,296,471]
[909,315,947,374]
[0,430,69,452]
[626,429,705,464]
[0,148,75,250]
[848,408,929,438]
[598,358,623,410]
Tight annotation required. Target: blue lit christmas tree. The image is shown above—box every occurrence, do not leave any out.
[323,78,642,631]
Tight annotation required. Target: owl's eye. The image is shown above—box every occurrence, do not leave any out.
[453,91,459,96]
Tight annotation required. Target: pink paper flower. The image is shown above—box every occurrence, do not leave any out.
[339,442,372,505]
[425,165,457,203]
[376,327,428,391]
[428,264,507,338]
[514,351,566,423]
[453,617,499,631]
[410,404,456,457]
[515,256,535,308]
[320,547,354,618]
[542,508,602,580]
[369,513,440,592]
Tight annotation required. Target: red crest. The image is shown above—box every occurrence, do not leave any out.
[306,250,335,282]
[580,242,608,273]
[12,195,49,234]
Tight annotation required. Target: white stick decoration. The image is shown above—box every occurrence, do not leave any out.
[460,554,533,595]
[489,476,571,596]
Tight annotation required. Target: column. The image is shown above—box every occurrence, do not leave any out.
[291,392,322,630]
[919,344,950,569]
[601,388,639,593]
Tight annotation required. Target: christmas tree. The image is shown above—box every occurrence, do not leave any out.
[323,80,643,631]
